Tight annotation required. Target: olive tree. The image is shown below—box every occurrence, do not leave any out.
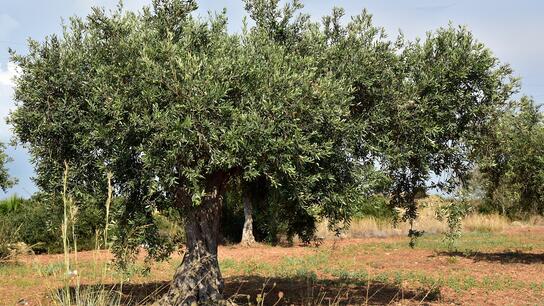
[318,11,517,237]
[254,3,518,241]
[382,26,517,237]
[249,2,518,237]
[236,0,312,246]
[8,0,519,303]
[0,143,15,192]
[475,96,544,217]
[9,0,357,303]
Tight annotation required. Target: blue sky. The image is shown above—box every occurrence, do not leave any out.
[1,0,543,198]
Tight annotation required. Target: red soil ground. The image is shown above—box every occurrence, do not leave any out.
[2,227,544,305]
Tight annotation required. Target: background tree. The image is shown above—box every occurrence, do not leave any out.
[0,143,15,192]
[235,0,313,247]
[475,96,544,217]
[239,178,261,246]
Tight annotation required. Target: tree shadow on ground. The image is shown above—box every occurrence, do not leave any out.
[438,251,544,264]
[223,276,440,305]
[72,275,441,305]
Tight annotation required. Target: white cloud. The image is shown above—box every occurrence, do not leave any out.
[0,62,19,87]
[0,63,18,142]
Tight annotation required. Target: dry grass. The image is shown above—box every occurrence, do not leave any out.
[462,213,509,232]
[526,215,544,226]
[318,196,516,239]
[317,207,448,240]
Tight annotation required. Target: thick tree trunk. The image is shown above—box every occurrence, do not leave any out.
[240,190,256,246]
[157,174,228,306]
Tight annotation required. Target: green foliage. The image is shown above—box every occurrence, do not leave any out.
[0,143,15,192]
[351,195,392,220]
[258,6,518,231]
[349,166,394,220]
[475,97,544,218]
[436,199,473,250]
[372,25,516,225]
[0,194,102,254]
[0,194,25,214]
[0,219,20,260]
[153,208,186,246]
[222,178,319,244]
[270,196,317,244]
[2,200,61,253]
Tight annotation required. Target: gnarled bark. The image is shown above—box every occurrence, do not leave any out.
[158,173,228,306]
[240,190,256,246]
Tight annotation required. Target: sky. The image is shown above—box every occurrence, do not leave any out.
[1,0,543,198]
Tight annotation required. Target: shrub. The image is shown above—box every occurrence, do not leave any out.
[0,194,26,214]
[0,193,104,254]
[154,209,185,247]
[351,194,394,220]
[0,220,20,260]
[1,196,62,253]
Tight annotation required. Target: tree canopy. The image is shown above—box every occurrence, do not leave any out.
[8,0,518,303]
[296,9,518,238]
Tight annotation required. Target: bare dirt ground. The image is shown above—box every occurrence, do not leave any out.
[2,227,544,305]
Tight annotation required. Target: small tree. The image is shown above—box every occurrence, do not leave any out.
[0,143,15,192]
